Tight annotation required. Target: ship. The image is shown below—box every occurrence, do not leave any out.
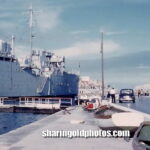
[0,39,79,98]
[0,6,79,98]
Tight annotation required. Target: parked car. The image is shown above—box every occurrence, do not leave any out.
[119,89,135,103]
[132,121,150,150]
[84,99,100,111]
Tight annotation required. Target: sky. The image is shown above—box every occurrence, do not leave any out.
[0,0,150,88]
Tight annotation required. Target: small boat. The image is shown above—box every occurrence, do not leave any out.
[112,112,144,137]
[95,105,124,119]
[84,98,100,111]
[112,112,144,130]
[94,105,125,130]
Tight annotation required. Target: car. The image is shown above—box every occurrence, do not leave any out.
[84,98,100,111]
[119,89,135,103]
[132,121,150,150]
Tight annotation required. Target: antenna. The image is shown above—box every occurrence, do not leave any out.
[100,32,104,100]
[78,62,80,75]
[11,35,15,56]
[28,4,40,66]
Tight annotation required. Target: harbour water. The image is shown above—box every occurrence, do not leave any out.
[0,96,149,136]
[118,96,150,114]
[0,112,48,135]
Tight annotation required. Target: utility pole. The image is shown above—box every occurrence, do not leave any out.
[101,32,105,100]
[78,62,80,106]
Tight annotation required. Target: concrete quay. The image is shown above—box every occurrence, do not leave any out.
[0,103,149,150]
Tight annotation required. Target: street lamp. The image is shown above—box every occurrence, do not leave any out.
[101,32,105,100]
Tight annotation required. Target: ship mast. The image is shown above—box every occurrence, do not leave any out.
[11,35,15,56]
[101,32,105,100]
[29,4,34,65]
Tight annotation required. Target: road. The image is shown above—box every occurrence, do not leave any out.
[118,96,150,114]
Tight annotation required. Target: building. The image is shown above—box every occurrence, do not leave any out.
[79,76,101,101]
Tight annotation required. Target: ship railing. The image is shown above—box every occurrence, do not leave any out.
[19,97,74,108]
[0,99,3,105]
[0,97,8,105]
[19,97,60,109]
[0,97,74,108]
[37,77,48,93]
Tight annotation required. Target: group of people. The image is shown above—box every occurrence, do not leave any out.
[107,88,116,103]
[138,89,149,97]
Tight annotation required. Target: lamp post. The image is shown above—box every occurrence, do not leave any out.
[101,32,105,100]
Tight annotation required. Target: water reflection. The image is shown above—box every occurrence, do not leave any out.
[118,96,150,114]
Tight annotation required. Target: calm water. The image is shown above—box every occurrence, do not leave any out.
[0,112,48,135]
[1,97,150,136]
[118,96,150,114]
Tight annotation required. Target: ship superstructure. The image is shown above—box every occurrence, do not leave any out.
[0,40,79,97]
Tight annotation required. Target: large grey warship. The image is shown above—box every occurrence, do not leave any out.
[0,6,79,98]
[0,39,79,97]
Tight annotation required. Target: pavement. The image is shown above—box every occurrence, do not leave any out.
[0,106,133,150]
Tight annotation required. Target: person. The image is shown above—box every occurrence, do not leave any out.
[107,91,110,100]
[146,91,149,96]
[138,89,141,98]
[141,89,144,96]
[110,88,116,103]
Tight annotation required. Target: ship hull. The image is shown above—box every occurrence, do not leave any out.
[0,60,79,97]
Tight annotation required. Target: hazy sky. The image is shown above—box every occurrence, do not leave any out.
[0,0,150,88]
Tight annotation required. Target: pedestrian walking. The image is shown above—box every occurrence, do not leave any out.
[110,88,116,103]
